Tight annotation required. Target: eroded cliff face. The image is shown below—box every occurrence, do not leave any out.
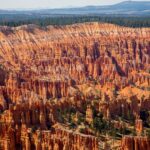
[121,136,150,150]
[0,23,149,87]
[0,22,149,150]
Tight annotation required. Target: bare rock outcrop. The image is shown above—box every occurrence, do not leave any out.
[121,136,150,150]
[0,22,149,149]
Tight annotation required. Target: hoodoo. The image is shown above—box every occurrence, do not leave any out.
[0,22,149,150]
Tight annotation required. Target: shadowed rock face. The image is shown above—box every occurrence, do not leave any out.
[0,22,149,150]
[0,68,6,85]
[121,136,150,150]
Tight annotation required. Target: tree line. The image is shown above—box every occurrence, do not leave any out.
[0,15,150,27]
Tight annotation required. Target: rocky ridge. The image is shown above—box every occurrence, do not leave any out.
[0,22,149,150]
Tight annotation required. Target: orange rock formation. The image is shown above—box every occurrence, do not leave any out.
[0,22,149,149]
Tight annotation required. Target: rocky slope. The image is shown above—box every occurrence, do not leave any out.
[0,22,149,150]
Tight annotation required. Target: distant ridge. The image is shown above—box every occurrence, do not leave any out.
[0,1,150,15]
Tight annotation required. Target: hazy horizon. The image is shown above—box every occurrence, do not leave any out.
[0,0,150,10]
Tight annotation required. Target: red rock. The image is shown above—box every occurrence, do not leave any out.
[0,22,149,149]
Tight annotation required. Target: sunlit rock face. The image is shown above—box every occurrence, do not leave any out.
[0,23,149,88]
[0,22,149,150]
